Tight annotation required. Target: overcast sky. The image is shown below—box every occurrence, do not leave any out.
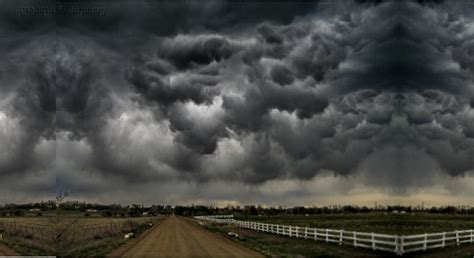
[0,0,473,206]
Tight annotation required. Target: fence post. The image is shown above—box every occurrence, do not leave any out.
[399,235,405,255]
[442,232,446,247]
[304,227,308,239]
[314,229,318,241]
[371,232,375,250]
[455,230,459,246]
[326,229,329,242]
[394,235,398,254]
[339,230,343,245]
[353,231,357,247]
[471,229,473,243]
[423,233,427,251]
[296,226,299,238]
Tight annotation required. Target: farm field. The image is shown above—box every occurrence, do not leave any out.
[235,213,474,235]
[0,216,162,256]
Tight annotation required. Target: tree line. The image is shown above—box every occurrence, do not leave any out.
[174,204,474,216]
[1,201,473,217]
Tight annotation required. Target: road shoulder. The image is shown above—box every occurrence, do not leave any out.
[107,217,166,257]
[183,217,265,257]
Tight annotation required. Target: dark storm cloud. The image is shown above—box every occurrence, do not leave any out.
[0,3,56,200]
[0,34,55,176]
[156,36,239,70]
[270,64,294,86]
[57,1,474,189]
[3,0,474,203]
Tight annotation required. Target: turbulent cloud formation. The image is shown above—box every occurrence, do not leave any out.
[1,0,474,205]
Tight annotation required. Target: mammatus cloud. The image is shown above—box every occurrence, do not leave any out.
[1,0,473,205]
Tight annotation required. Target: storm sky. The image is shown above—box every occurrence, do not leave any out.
[0,0,473,206]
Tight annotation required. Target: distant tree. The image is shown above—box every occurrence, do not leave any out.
[249,205,258,216]
[441,206,456,214]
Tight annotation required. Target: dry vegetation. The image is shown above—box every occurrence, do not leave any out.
[0,215,159,255]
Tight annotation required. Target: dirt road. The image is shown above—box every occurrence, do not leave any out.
[111,216,263,257]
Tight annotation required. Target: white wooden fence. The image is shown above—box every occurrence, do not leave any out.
[195,215,474,255]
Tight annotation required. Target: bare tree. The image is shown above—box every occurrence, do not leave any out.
[49,190,79,256]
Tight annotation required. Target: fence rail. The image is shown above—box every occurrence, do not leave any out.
[195,215,474,255]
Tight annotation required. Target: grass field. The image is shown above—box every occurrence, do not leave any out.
[235,213,474,235]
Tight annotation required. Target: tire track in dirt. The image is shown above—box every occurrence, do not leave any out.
[110,215,263,257]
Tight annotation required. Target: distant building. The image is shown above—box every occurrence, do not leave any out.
[29,208,41,212]
[86,209,98,213]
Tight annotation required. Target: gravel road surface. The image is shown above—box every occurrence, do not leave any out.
[111,215,263,257]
